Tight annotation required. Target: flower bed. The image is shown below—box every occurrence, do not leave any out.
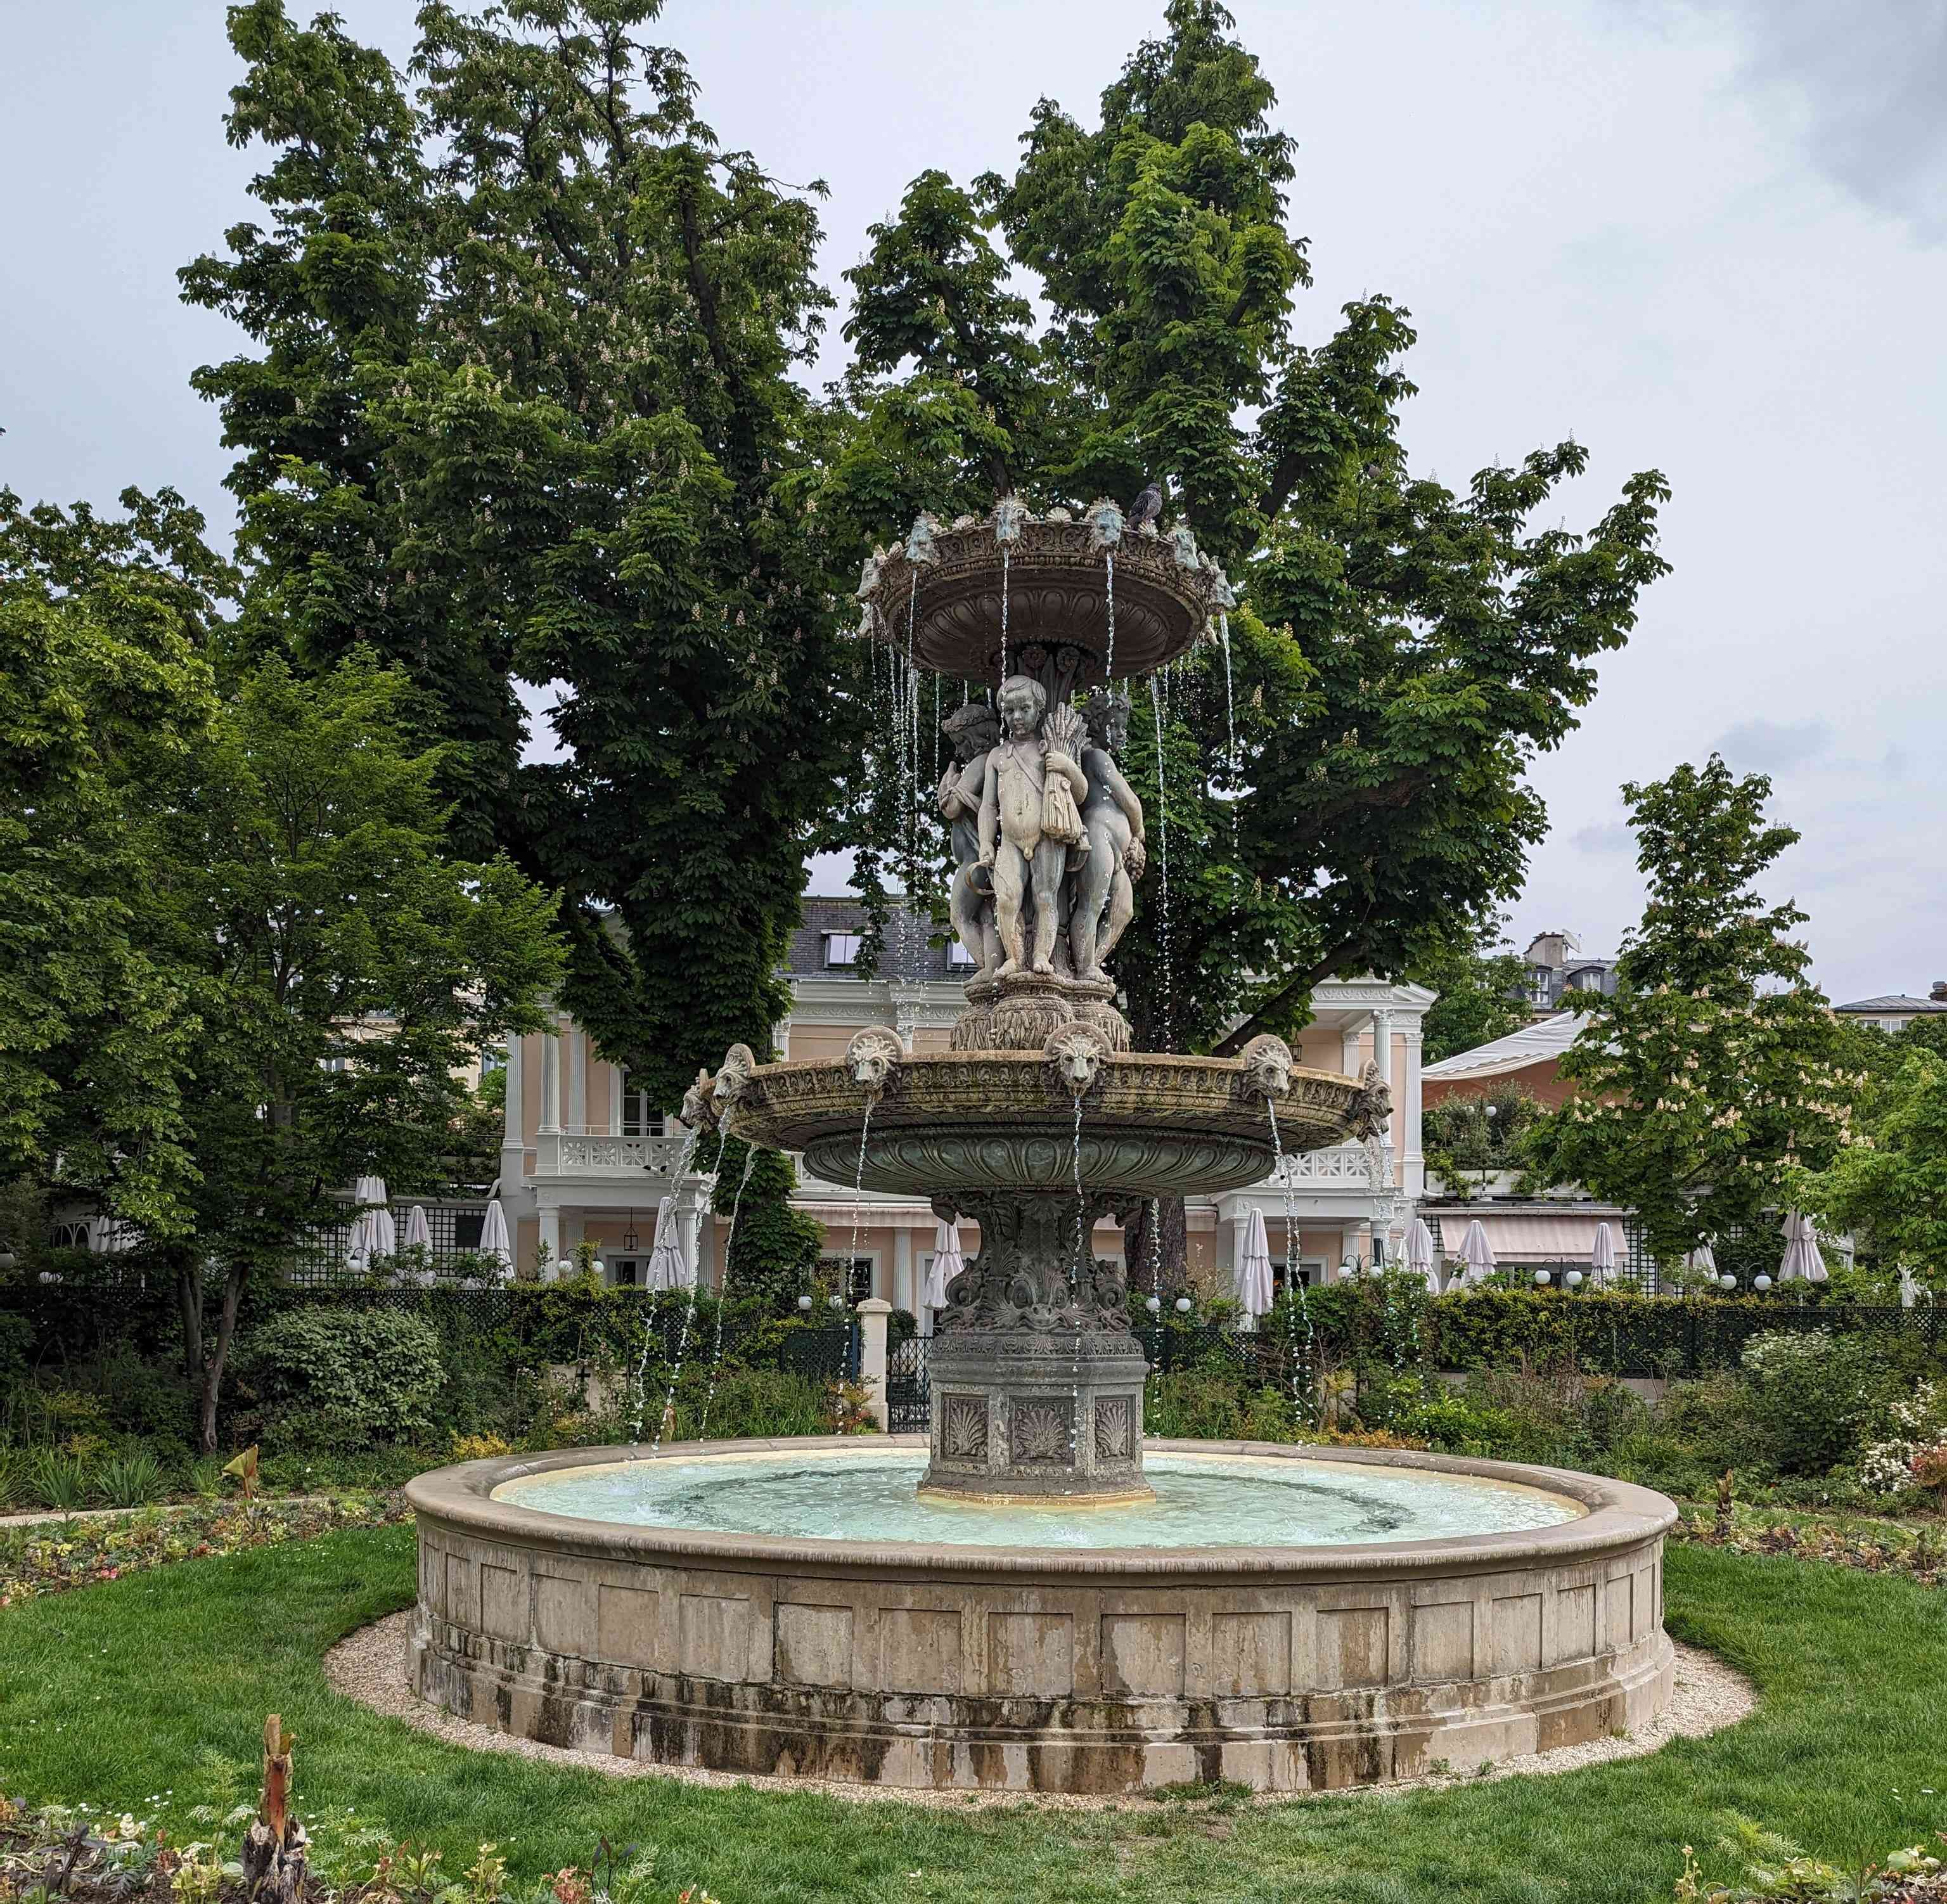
[0,1495,408,1606]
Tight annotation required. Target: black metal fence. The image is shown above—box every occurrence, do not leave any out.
[287,1204,492,1285]
[887,1335,930,1432]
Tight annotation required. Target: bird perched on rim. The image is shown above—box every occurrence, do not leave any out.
[1127,480,1164,534]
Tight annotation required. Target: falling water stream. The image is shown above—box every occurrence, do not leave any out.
[1218,612,1240,855]
[999,542,1010,685]
[631,1129,709,1440]
[1264,1099,1316,1426]
[697,1142,761,1441]
[1103,548,1115,683]
[1148,674,1174,1048]
[1067,1090,1087,1465]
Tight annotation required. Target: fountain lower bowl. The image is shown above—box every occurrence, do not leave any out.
[725,1050,1360,1197]
[406,1439,1676,1793]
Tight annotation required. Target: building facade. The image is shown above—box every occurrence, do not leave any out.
[492,902,1434,1315]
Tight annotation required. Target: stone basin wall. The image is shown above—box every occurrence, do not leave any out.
[406,1438,1676,1794]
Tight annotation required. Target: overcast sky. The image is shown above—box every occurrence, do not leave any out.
[5,0,1944,1005]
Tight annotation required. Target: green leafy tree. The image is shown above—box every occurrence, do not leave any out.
[708,1136,822,1314]
[159,653,562,1448]
[0,486,227,1240]
[182,0,852,1112]
[1522,756,1859,1266]
[1795,1051,1947,1296]
[826,0,1669,1058]
[1414,917,1533,1064]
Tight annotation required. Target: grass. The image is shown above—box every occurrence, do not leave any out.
[0,1530,1943,1904]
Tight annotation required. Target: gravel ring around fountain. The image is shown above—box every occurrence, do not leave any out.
[325,1611,1753,1810]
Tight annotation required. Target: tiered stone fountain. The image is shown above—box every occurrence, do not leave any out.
[405,503,1676,1793]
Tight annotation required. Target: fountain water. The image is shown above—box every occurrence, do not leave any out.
[409,506,1677,1795]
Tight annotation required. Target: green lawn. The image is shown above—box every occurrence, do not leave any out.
[1,1527,1942,1904]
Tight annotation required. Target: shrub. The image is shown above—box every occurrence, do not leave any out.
[27,1447,91,1510]
[94,1450,165,1507]
[1740,1328,1890,1476]
[236,1308,447,1446]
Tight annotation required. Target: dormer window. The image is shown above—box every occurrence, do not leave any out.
[823,932,863,968]
[946,941,977,971]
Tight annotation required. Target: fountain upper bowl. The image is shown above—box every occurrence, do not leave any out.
[723,1050,1362,1198]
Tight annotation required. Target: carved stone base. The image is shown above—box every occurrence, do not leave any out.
[953,970,1132,1053]
[923,1332,1152,1502]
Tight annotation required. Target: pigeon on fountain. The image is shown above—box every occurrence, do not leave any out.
[1128,480,1164,534]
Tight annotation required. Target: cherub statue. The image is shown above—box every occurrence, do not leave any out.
[977,675,1089,977]
[1068,691,1147,981]
[939,698,1002,976]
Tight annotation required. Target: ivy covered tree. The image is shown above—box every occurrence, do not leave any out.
[1522,756,1860,1267]
[825,0,1670,1060]
[182,0,855,1112]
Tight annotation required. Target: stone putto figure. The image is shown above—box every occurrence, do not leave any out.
[1069,691,1147,981]
[977,674,1089,977]
[939,699,1003,976]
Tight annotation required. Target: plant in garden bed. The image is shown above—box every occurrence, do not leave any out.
[0,1493,407,1605]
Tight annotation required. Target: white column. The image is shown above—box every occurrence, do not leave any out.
[499,1033,525,1190]
[608,1063,623,1138]
[679,1197,703,1285]
[1231,1209,1251,1278]
[892,1226,915,1314]
[1402,1026,1425,1199]
[1340,1016,1366,1081]
[856,1297,892,1432]
[1370,1003,1396,1155]
[566,1027,585,1134]
[538,1200,562,1279]
[538,1023,562,1135]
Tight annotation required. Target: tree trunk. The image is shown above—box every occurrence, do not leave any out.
[1122,1195,1190,1301]
[197,1263,247,1455]
[174,1251,204,1384]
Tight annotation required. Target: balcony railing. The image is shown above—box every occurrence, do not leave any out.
[1273,1143,1376,1185]
[544,1133,692,1175]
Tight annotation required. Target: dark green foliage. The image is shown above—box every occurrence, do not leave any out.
[1523,757,1858,1264]
[709,1136,824,1313]
[184,0,854,1112]
[1738,1328,1892,1477]
[1421,1082,1543,1197]
[828,1,1669,1054]
[234,1308,447,1448]
[1413,918,1533,1064]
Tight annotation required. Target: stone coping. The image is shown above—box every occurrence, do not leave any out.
[406,1438,1676,1584]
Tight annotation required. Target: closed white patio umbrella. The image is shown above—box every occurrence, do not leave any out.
[925,1219,965,1326]
[1591,1221,1618,1290]
[1779,1210,1825,1283]
[644,1195,686,1291]
[1233,1207,1275,1327]
[479,1198,513,1278]
[1899,1265,1920,1309]
[1685,1241,1717,1278]
[1460,1218,1496,1286]
[399,1204,434,1284]
[1405,1217,1439,1294]
[346,1174,394,1269]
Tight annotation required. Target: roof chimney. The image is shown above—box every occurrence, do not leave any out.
[1932,980,1947,1003]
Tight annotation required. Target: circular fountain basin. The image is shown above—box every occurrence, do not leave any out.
[407,1439,1676,1793]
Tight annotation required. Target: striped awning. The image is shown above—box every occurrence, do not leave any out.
[1436,1213,1609,1261]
